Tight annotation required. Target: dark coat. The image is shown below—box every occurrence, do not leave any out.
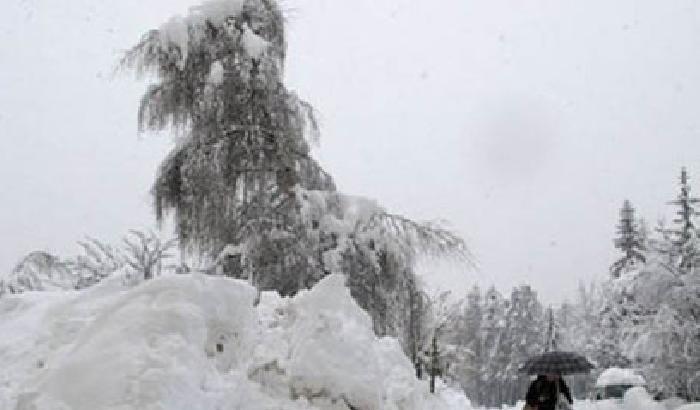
[525,375,573,410]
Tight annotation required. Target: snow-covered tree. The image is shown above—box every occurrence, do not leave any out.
[666,167,700,272]
[121,0,332,270]
[453,285,483,400]
[120,0,471,354]
[503,286,544,404]
[410,290,464,392]
[621,262,700,400]
[122,230,178,281]
[556,282,606,398]
[610,200,646,278]
[478,286,510,407]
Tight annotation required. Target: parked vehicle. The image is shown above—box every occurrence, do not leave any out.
[593,368,647,401]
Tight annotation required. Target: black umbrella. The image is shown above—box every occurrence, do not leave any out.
[519,351,595,375]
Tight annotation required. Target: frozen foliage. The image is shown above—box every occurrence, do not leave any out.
[70,236,124,289]
[0,231,178,296]
[435,284,546,407]
[611,200,646,277]
[0,252,75,294]
[120,0,469,295]
[121,230,179,281]
[120,0,471,387]
[0,273,471,409]
[600,261,700,399]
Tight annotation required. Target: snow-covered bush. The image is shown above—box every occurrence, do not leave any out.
[121,230,178,281]
[69,236,124,289]
[0,231,178,296]
[0,251,75,295]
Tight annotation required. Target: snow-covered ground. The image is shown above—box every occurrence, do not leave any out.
[0,273,470,409]
[0,272,696,410]
[483,389,694,410]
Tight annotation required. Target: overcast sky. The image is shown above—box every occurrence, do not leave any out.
[2,0,700,304]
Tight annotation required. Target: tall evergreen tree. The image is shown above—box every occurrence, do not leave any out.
[479,286,509,407]
[120,0,470,351]
[544,306,559,351]
[596,284,632,369]
[667,167,700,272]
[503,286,544,404]
[610,199,646,278]
[457,285,483,399]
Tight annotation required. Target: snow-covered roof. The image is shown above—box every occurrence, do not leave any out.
[595,368,646,387]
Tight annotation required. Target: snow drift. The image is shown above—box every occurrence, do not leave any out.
[0,273,468,409]
[0,272,695,410]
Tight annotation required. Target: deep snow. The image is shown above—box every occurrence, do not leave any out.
[0,272,695,410]
[0,273,469,409]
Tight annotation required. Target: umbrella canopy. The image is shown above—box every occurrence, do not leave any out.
[519,351,595,375]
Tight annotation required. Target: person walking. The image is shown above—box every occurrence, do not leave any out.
[524,373,573,410]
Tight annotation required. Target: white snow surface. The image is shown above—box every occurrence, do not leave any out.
[503,390,690,410]
[1,271,696,410]
[207,60,225,85]
[676,405,700,410]
[0,273,469,409]
[240,24,269,59]
[596,367,647,387]
[158,0,246,67]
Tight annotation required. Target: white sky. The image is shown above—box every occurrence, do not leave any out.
[2,0,700,304]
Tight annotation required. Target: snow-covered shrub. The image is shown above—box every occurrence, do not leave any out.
[0,251,75,295]
[0,231,179,295]
[69,237,124,289]
[121,230,178,281]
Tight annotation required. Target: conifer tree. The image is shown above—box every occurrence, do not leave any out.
[610,199,646,278]
[544,306,558,351]
[120,0,470,352]
[667,167,700,272]
[480,286,509,407]
[456,285,483,400]
[596,288,632,369]
[504,286,543,404]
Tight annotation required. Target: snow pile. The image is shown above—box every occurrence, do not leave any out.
[502,395,691,410]
[0,273,468,409]
[596,367,647,387]
[676,404,700,410]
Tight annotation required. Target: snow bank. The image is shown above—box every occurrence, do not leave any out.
[0,273,468,409]
[486,389,693,410]
[676,404,700,410]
